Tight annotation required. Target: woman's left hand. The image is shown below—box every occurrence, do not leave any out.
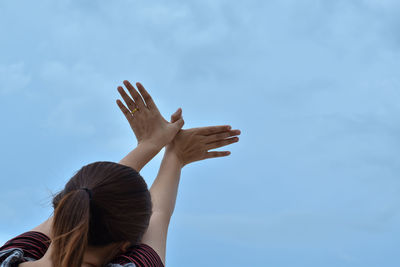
[116,80,184,149]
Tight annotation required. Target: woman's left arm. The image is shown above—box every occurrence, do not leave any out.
[31,81,183,236]
[116,80,183,172]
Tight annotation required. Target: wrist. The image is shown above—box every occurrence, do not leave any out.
[165,146,184,168]
[138,139,164,153]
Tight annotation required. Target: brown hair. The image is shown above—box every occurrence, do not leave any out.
[51,161,152,267]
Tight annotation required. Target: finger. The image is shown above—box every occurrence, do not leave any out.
[195,125,232,135]
[203,151,231,159]
[170,108,182,123]
[172,117,184,130]
[116,99,135,126]
[205,129,241,143]
[205,137,239,150]
[123,80,146,110]
[117,86,137,111]
[136,82,157,110]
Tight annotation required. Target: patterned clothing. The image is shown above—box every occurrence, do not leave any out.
[0,231,164,267]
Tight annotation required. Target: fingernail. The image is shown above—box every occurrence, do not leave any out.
[227,125,232,130]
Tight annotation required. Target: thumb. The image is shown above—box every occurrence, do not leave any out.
[172,117,184,130]
[170,108,182,123]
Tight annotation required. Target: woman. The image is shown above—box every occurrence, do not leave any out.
[0,80,241,267]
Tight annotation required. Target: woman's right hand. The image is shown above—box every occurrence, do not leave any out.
[166,112,241,167]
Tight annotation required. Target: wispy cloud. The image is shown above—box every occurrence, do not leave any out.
[0,62,31,94]
[1,0,400,266]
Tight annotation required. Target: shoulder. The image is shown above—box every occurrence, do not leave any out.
[109,243,164,267]
[0,231,50,264]
[0,231,50,259]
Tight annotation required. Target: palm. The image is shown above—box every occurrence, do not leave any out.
[116,80,184,148]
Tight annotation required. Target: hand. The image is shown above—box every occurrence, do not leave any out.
[116,80,184,149]
[166,112,241,167]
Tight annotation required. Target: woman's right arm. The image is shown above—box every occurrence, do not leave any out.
[141,113,241,265]
[140,149,182,266]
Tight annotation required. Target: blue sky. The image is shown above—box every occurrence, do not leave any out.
[1,0,400,266]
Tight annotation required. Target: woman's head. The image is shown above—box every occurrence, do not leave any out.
[51,161,152,267]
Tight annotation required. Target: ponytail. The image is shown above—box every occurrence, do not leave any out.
[51,189,91,267]
[51,162,152,266]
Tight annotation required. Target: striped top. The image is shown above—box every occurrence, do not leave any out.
[0,231,164,267]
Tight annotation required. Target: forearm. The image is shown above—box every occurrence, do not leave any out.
[150,148,182,216]
[119,141,162,172]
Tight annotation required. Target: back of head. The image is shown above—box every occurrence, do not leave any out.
[51,161,152,267]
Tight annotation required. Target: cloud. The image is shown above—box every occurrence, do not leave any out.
[1,1,400,266]
[175,207,400,254]
[42,97,96,136]
[0,62,31,94]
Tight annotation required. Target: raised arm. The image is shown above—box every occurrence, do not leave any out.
[31,81,183,238]
[141,112,241,265]
[116,80,184,171]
